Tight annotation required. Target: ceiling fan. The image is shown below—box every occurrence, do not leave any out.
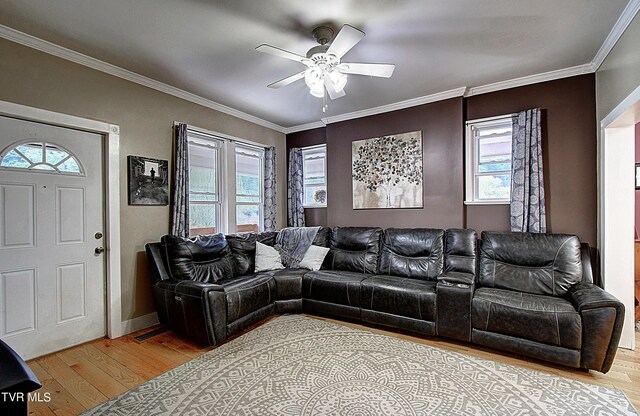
[256,24,395,111]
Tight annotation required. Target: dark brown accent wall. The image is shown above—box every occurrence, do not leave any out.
[466,74,597,244]
[326,97,464,228]
[286,74,598,246]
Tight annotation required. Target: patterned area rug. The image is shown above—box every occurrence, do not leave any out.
[84,315,637,415]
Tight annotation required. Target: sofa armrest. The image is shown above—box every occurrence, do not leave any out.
[153,278,227,346]
[156,279,225,297]
[437,272,475,286]
[567,283,625,373]
[567,282,623,312]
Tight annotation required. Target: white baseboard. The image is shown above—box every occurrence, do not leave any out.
[119,312,159,337]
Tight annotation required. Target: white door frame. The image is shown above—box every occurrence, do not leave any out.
[599,85,640,350]
[0,99,123,339]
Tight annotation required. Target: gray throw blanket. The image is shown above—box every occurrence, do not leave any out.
[275,226,321,268]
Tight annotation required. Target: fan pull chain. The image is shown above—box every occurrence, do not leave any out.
[322,89,328,112]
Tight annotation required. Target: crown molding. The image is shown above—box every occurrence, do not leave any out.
[592,0,640,71]
[319,87,467,126]
[465,64,594,97]
[0,24,288,134]
[284,121,326,134]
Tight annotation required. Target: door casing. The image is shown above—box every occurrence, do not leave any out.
[0,99,123,339]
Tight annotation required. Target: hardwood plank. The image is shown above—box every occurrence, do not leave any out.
[35,354,107,409]
[33,378,85,416]
[57,348,129,397]
[91,339,167,380]
[78,345,147,389]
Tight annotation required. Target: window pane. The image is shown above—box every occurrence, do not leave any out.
[45,145,70,165]
[1,149,30,168]
[17,143,43,164]
[304,185,327,205]
[236,153,260,197]
[477,174,510,200]
[236,205,260,233]
[33,164,55,171]
[304,157,325,178]
[57,158,81,173]
[478,136,511,173]
[189,204,217,234]
[189,144,217,194]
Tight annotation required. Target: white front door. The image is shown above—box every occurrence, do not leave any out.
[0,115,105,359]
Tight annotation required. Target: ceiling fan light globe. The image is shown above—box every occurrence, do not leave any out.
[329,70,348,92]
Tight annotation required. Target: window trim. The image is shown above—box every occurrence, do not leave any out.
[464,114,515,205]
[301,144,327,208]
[185,124,268,236]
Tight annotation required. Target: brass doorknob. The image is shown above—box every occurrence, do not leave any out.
[95,247,105,255]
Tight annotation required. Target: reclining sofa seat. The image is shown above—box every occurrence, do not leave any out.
[359,227,445,335]
[472,231,624,373]
[303,227,383,319]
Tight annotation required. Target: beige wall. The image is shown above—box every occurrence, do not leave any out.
[596,13,640,121]
[0,38,286,322]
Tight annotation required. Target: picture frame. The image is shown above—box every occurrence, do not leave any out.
[352,130,423,209]
[636,163,640,190]
[128,155,169,205]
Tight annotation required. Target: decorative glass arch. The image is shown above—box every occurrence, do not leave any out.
[0,140,84,175]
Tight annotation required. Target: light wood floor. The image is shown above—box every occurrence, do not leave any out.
[26,315,640,415]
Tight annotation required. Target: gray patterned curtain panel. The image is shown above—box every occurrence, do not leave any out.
[287,148,305,227]
[263,146,277,231]
[510,108,546,233]
[170,123,190,237]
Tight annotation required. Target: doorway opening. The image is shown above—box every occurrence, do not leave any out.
[600,85,640,350]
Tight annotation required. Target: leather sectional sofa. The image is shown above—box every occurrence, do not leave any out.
[145,226,624,373]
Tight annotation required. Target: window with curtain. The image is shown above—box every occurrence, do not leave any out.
[185,128,267,236]
[301,145,327,207]
[465,116,513,204]
[235,144,264,233]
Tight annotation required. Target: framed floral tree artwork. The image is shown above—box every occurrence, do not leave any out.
[352,131,423,209]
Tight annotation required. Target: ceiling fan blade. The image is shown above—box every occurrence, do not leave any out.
[324,75,346,100]
[326,24,365,59]
[267,71,306,89]
[338,63,395,78]
[256,44,311,66]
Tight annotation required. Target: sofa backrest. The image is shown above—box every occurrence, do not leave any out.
[226,231,278,275]
[478,231,582,296]
[161,234,236,283]
[324,227,382,274]
[377,228,444,280]
[444,228,477,275]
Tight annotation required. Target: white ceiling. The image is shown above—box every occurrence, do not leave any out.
[0,0,632,130]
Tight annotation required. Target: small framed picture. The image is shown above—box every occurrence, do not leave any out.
[636,163,640,190]
[128,155,169,205]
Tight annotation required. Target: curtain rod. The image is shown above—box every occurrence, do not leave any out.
[173,121,272,149]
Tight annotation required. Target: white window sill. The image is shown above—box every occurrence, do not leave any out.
[464,200,510,206]
[303,205,327,209]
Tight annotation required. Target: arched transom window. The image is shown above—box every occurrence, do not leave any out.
[0,141,84,175]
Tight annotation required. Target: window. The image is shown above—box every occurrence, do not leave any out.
[186,128,266,236]
[465,116,513,204]
[302,145,327,207]
[235,145,264,233]
[0,141,83,174]
[188,133,223,236]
